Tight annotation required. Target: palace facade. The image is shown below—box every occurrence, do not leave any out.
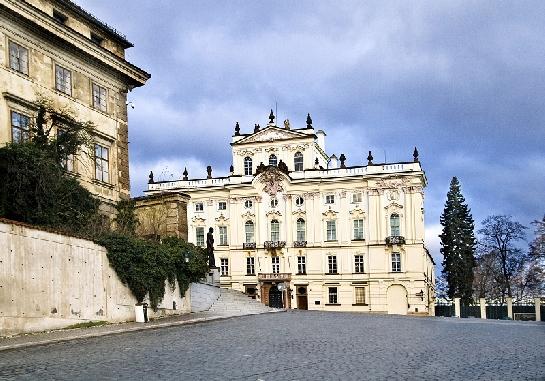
[0,0,149,212]
[146,113,435,315]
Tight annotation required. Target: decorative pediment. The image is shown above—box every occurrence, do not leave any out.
[191,216,206,225]
[384,202,404,212]
[350,207,366,218]
[234,126,307,145]
[292,209,306,218]
[241,211,255,220]
[322,207,338,219]
[215,214,229,224]
[266,210,282,218]
[236,149,255,157]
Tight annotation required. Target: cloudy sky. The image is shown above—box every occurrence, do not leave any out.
[79,1,544,263]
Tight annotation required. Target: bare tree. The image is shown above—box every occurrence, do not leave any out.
[477,215,527,299]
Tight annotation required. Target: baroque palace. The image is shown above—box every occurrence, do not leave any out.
[145,112,436,315]
[0,0,149,212]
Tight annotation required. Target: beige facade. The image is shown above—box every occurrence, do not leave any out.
[0,0,149,211]
[147,115,435,315]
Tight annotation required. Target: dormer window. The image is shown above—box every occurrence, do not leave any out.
[90,32,104,46]
[269,154,278,167]
[53,10,68,24]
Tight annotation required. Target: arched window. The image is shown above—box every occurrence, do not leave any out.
[244,157,252,175]
[269,154,277,167]
[245,220,254,243]
[294,152,303,171]
[270,219,280,241]
[390,214,400,236]
[296,218,306,241]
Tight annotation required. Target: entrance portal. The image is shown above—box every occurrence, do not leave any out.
[387,284,408,315]
[268,286,283,308]
[296,286,308,310]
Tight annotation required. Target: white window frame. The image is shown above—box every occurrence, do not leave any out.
[390,214,401,236]
[92,83,107,112]
[328,287,338,304]
[297,256,306,274]
[8,40,29,75]
[246,257,255,275]
[353,219,364,240]
[196,227,205,247]
[296,218,306,242]
[354,255,364,273]
[220,258,229,276]
[244,199,253,209]
[218,226,228,246]
[195,202,204,212]
[272,256,280,274]
[269,154,278,167]
[245,221,255,243]
[294,152,303,171]
[295,196,304,207]
[55,64,72,95]
[270,198,278,208]
[325,194,335,204]
[218,201,227,211]
[244,157,252,175]
[352,192,362,203]
[10,110,30,143]
[392,252,401,272]
[326,220,336,241]
[270,219,280,241]
[94,144,109,183]
[328,255,337,274]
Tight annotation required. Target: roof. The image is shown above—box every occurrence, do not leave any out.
[232,125,316,146]
[57,0,133,48]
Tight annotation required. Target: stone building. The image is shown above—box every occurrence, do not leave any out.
[0,0,149,212]
[146,112,435,315]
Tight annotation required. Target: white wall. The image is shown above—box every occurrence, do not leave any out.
[0,221,191,336]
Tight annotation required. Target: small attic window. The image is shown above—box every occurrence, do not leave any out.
[90,32,104,46]
[53,10,68,24]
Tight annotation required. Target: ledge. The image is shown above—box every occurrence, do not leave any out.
[352,303,369,306]
[325,303,341,306]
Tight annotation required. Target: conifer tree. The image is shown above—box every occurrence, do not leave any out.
[439,177,476,303]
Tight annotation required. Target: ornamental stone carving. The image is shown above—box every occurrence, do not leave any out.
[322,207,338,218]
[387,189,400,201]
[266,210,282,218]
[258,168,285,196]
[376,177,410,190]
[215,214,229,223]
[236,149,254,157]
[191,216,206,225]
[240,211,255,220]
[349,207,366,218]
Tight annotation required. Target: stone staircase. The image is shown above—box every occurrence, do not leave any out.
[207,288,283,316]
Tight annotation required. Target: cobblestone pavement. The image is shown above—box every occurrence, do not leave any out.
[0,311,544,381]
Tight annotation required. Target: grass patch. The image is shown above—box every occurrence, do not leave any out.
[64,321,108,330]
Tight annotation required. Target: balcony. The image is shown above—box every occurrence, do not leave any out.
[258,273,291,282]
[385,236,406,245]
[243,242,256,250]
[264,241,286,249]
[293,241,307,248]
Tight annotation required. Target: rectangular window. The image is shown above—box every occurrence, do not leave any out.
[53,9,68,24]
[326,220,336,241]
[328,255,337,274]
[352,192,362,203]
[57,129,74,172]
[219,226,228,246]
[297,256,306,274]
[353,219,364,240]
[8,41,28,75]
[195,202,204,212]
[245,222,254,243]
[328,287,338,304]
[220,258,229,276]
[196,227,205,247]
[94,144,109,182]
[92,83,107,111]
[355,287,366,304]
[272,256,280,274]
[246,257,255,275]
[325,195,335,204]
[218,201,227,210]
[392,252,401,272]
[354,255,364,273]
[55,65,72,95]
[10,111,30,143]
[270,220,280,241]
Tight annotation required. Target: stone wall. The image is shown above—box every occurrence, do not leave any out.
[0,220,190,336]
[134,192,189,240]
[190,282,221,313]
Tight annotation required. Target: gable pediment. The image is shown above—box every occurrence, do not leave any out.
[234,127,309,145]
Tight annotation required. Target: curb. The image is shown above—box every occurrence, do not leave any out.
[0,309,285,353]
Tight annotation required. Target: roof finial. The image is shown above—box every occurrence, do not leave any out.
[367,151,374,165]
[148,171,154,184]
[182,167,188,180]
[254,123,260,133]
[206,165,212,179]
[234,121,240,136]
[306,113,313,128]
[339,153,346,168]
[413,147,419,162]
[229,164,234,174]
[269,109,275,124]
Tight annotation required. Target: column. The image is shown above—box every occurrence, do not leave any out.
[535,297,541,322]
[480,298,486,319]
[506,297,513,319]
[454,297,461,318]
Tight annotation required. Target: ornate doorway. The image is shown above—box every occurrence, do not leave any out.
[296,286,308,310]
[268,285,283,308]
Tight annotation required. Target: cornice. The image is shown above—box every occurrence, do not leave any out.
[1,0,150,87]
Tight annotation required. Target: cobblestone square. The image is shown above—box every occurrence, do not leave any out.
[0,311,544,380]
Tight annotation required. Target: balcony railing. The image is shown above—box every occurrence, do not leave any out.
[293,241,307,248]
[243,242,256,249]
[264,241,286,249]
[258,273,292,281]
[386,236,406,245]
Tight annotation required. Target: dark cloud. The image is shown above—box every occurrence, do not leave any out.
[78,0,545,256]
